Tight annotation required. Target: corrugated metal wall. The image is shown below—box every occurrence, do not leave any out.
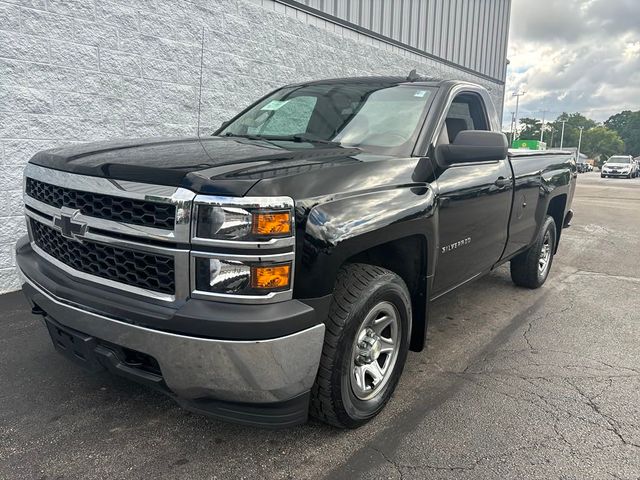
[291,0,511,82]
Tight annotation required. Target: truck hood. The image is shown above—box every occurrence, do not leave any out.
[28,136,365,196]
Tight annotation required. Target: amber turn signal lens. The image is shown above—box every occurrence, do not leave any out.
[251,264,291,290]
[252,212,291,236]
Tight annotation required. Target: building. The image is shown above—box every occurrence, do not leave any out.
[0,0,512,293]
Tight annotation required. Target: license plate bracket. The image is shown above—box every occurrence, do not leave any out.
[45,317,105,373]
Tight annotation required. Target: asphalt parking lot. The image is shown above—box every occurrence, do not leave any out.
[1,171,639,479]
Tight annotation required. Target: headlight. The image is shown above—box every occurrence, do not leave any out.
[193,256,292,296]
[195,205,253,239]
[198,258,251,293]
[193,197,294,243]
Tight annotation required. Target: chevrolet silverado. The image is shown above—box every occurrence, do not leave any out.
[16,74,576,428]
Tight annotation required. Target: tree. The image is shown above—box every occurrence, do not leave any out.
[605,110,640,157]
[581,126,624,167]
[546,113,598,149]
[516,117,542,140]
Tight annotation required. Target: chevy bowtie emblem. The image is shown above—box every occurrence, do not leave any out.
[53,208,87,242]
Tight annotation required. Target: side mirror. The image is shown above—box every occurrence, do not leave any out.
[436,130,508,167]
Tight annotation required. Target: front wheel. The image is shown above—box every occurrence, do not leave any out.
[510,215,557,289]
[310,264,411,428]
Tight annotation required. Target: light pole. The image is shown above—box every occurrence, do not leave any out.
[577,126,584,161]
[513,91,526,141]
[509,111,516,144]
[539,109,548,143]
[560,120,566,149]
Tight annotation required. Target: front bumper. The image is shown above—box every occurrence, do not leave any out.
[17,239,327,427]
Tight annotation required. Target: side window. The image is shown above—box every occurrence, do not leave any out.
[438,93,490,145]
[251,96,317,136]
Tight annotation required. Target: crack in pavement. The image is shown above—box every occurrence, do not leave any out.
[572,270,640,283]
[368,446,404,479]
[520,302,575,354]
[466,347,640,377]
[565,378,640,449]
[454,334,640,455]
[460,372,634,456]
[371,438,572,478]
[523,321,535,351]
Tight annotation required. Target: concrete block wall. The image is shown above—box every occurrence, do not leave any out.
[0,0,505,294]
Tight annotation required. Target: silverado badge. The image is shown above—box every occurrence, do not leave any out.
[441,237,471,253]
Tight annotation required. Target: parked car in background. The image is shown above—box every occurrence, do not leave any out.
[601,155,636,178]
[579,162,592,173]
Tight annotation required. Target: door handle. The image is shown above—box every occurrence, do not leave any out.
[494,176,511,188]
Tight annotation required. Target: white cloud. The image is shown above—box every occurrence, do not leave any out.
[503,0,640,128]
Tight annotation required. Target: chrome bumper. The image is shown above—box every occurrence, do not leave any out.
[21,275,325,405]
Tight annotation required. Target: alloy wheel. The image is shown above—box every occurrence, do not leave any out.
[350,301,400,401]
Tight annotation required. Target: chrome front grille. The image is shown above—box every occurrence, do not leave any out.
[23,163,193,303]
[26,177,177,230]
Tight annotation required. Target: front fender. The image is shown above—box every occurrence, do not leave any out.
[294,185,436,298]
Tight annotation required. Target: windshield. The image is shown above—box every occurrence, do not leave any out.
[607,156,630,164]
[218,83,435,155]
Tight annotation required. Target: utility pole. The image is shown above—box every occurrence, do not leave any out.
[549,128,555,148]
[509,112,516,145]
[560,120,566,149]
[512,91,526,141]
[539,110,548,143]
[577,126,584,161]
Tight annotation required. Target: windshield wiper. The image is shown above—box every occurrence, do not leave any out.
[246,133,341,146]
[222,132,341,146]
[223,132,264,141]
[222,132,285,147]
[289,134,341,146]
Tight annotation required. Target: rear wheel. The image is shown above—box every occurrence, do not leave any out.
[310,264,411,428]
[510,215,557,289]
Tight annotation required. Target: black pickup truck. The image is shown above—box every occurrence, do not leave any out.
[16,75,576,428]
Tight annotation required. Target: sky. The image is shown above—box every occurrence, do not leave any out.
[503,0,640,129]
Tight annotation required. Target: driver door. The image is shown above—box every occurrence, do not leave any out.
[432,92,513,297]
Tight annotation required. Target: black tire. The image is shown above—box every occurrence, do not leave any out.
[510,215,557,289]
[309,263,411,428]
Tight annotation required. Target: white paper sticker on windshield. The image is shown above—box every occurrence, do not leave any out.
[261,100,290,111]
[414,90,427,98]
